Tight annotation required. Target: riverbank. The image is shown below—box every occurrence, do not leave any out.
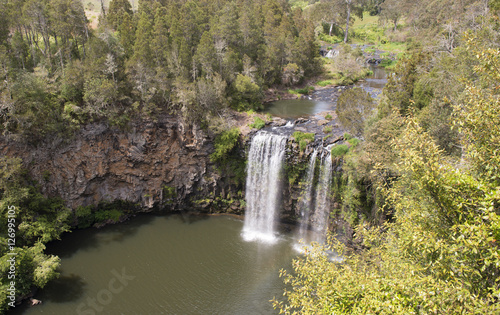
[263,44,394,104]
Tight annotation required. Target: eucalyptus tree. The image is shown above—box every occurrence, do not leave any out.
[311,0,365,42]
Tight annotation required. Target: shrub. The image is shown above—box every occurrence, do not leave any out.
[75,205,94,229]
[94,209,123,222]
[347,138,360,148]
[325,114,333,120]
[249,116,266,129]
[293,131,315,151]
[210,128,241,163]
[232,74,262,111]
[337,88,375,136]
[379,58,397,68]
[282,63,304,86]
[331,144,349,157]
[163,185,176,200]
[294,86,315,95]
[323,126,333,133]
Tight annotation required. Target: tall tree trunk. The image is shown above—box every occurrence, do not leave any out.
[100,0,106,17]
[329,22,334,36]
[344,0,351,43]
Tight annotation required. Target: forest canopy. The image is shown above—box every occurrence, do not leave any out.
[0,0,321,140]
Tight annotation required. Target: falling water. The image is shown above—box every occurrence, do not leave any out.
[242,132,288,243]
[294,150,318,249]
[310,151,333,244]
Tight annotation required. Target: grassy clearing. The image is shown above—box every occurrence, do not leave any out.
[316,80,334,87]
[83,0,138,27]
[352,12,379,27]
[83,0,138,11]
[350,12,407,54]
[289,0,310,9]
[288,86,315,96]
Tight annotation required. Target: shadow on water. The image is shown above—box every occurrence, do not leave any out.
[45,214,157,258]
[7,274,86,314]
[39,274,87,303]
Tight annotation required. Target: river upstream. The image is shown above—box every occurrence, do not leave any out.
[10,215,296,315]
[263,65,388,119]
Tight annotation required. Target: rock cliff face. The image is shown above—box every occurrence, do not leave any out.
[0,115,239,213]
[0,112,351,232]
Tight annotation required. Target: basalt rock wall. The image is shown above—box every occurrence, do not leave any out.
[0,115,242,213]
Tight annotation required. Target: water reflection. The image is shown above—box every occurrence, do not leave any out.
[263,99,332,119]
[9,215,296,315]
[262,66,388,120]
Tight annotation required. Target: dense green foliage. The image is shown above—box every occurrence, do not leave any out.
[74,201,131,229]
[210,128,241,164]
[210,127,246,198]
[292,131,314,151]
[330,144,349,157]
[0,157,71,312]
[249,116,266,130]
[336,87,374,137]
[275,4,500,314]
[0,0,321,140]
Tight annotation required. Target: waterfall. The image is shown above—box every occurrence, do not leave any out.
[295,150,318,247]
[242,132,288,243]
[294,149,333,250]
[310,151,333,244]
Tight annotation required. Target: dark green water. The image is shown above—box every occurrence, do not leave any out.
[9,214,297,315]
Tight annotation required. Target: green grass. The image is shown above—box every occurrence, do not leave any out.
[288,86,315,96]
[84,0,138,11]
[349,12,407,54]
[319,33,343,44]
[376,41,406,54]
[351,12,386,45]
[316,80,334,87]
[364,47,376,53]
[379,58,397,68]
[352,12,379,28]
[323,126,332,133]
[288,0,309,9]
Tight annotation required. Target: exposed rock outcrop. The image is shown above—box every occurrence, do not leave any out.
[0,115,241,214]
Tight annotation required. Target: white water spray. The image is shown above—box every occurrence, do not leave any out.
[294,150,318,248]
[242,132,287,243]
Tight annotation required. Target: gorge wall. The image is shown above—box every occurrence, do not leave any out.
[0,112,354,236]
[0,115,243,214]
